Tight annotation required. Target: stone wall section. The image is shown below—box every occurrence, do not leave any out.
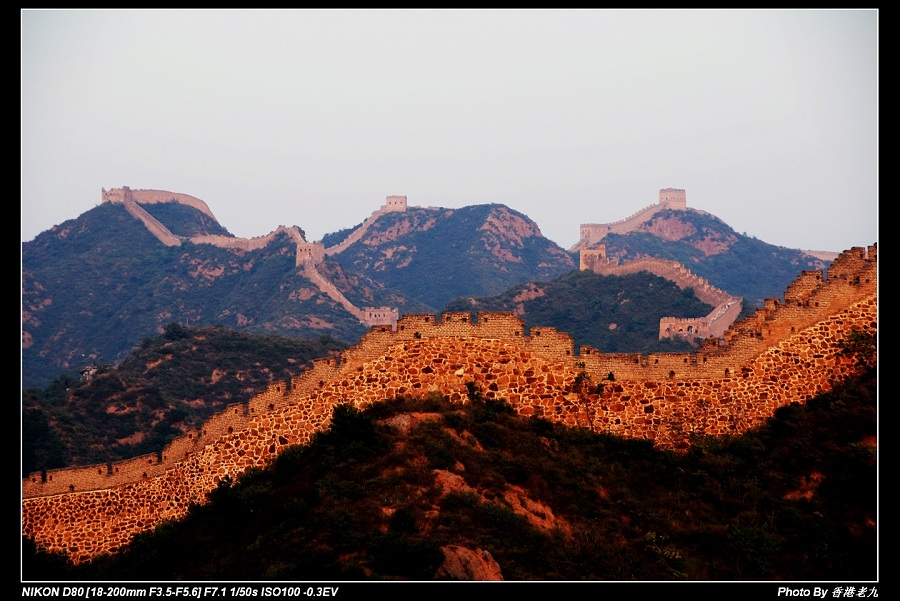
[300,261,362,318]
[121,195,183,247]
[526,326,576,359]
[784,270,825,304]
[103,187,219,221]
[324,195,408,256]
[573,188,689,251]
[190,227,310,256]
[104,187,311,255]
[593,256,735,308]
[298,261,397,328]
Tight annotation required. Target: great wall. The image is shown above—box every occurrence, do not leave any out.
[576,188,744,342]
[22,237,876,564]
[571,187,689,251]
[100,187,401,328]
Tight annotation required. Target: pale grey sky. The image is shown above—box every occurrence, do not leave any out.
[21,9,877,253]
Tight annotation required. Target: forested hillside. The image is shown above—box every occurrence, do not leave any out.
[21,203,414,388]
[445,269,714,352]
[22,324,347,474]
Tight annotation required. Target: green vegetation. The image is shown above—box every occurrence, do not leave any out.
[445,269,712,353]
[838,330,877,372]
[24,365,876,581]
[22,324,347,474]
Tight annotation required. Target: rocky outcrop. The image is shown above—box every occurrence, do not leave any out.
[436,545,504,581]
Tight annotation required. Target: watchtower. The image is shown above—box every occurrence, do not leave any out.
[383,195,408,212]
[659,188,687,210]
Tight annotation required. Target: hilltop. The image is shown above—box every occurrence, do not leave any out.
[572,188,828,306]
[326,203,576,309]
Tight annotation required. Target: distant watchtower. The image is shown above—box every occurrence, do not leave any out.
[659,188,687,210]
[383,195,408,212]
[296,242,325,266]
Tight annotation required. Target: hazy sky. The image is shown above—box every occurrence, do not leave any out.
[21,9,877,253]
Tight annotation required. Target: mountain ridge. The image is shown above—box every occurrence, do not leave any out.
[22,186,838,388]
